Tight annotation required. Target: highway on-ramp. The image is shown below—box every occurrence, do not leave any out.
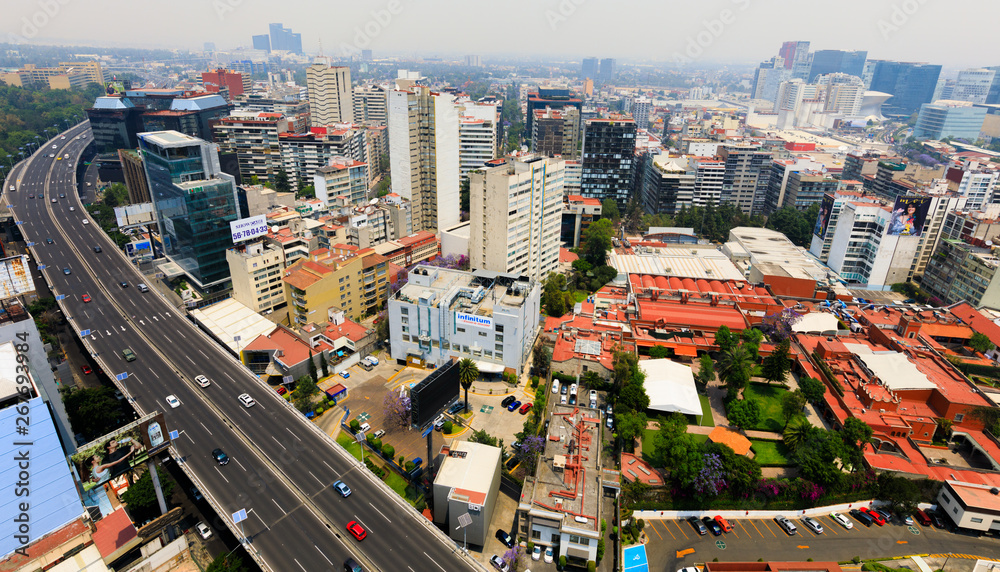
[3,123,479,572]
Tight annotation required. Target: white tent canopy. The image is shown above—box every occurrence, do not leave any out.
[639,359,702,416]
[792,312,840,334]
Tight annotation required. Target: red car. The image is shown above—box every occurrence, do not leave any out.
[519,402,533,415]
[860,507,885,526]
[81,294,91,303]
[276,386,287,395]
[81,365,93,374]
[346,520,366,541]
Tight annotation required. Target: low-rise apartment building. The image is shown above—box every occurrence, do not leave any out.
[227,240,286,312]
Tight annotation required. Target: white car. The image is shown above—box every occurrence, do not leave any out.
[552,380,559,394]
[195,521,212,540]
[532,545,541,560]
[165,395,180,408]
[82,219,88,224]
[830,511,853,529]
[195,375,211,388]
[238,393,256,408]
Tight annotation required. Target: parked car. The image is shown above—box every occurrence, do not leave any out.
[339,370,350,379]
[830,511,853,529]
[276,386,287,395]
[930,511,946,529]
[507,400,522,412]
[687,516,707,536]
[544,546,554,563]
[850,509,874,527]
[372,429,385,440]
[915,509,932,526]
[702,516,722,536]
[495,529,514,549]
[802,516,824,534]
[195,522,212,540]
[190,487,203,502]
[589,389,598,408]
[714,515,732,533]
[774,516,798,535]
[518,402,533,415]
[898,513,915,526]
[501,395,517,408]
[489,555,509,572]
[448,401,466,414]
[871,508,892,524]
[532,545,541,561]
[861,507,885,526]
[552,380,560,394]
[433,416,446,431]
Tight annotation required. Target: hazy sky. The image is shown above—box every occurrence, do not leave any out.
[4,0,999,69]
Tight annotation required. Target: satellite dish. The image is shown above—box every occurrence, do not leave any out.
[369,198,379,205]
[988,240,994,247]
[838,145,848,151]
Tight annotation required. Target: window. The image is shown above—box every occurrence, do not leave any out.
[941,493,953,504]
[457,327,466,333]
[401,307,408,315]
[495,324,504,333]
[479,331,487,337]
[971,517,983,524]
[531,530,541,539]
[954,413,964,423]
[496,344,504,351]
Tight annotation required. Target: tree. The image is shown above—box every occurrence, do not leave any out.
[970,332,995,354]
[469,429,499,447]
[839,417,873,472]
[782,419,813,450]
[458,358,479,414]
[968,404,1000,435]
[580,218,614,267]
[292,375,319,412]
[766,204,818,247]
[612,350,641,393]
[648,345,669,359]
[601,198,621,222]
[876,473,921,517]
[383,390,411,430]
[502,545,525,572]
[515,435,546,473]
[623,198,644,234]
[617,379,650,412]
[798,376,826,404]
[207,553,250,572]
[740,328,764,360]
[615,411,647,450]
[793,429,845,487]
[696,354,716,387]
[760,308,803,342]
[691,453,727,498]
[62,387,127,440]
[532,344,551,377]
[714,325,737,353]
[760,339,790,385]
[780,390,808,429]
[307,349,318,384]
[270,168,291,192]
[542,272,572,316]
[460,178,471,214]
[718,346,753,400]
[120,468,175,523]
[319,352,329,378]
[726,398,762,430]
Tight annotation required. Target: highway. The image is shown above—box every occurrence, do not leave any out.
[3,124,480,572]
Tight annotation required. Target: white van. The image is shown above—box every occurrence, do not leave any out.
[364,356,379,366]
[137,283,149,293]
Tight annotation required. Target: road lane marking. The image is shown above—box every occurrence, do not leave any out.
[797,545,809,549]
[676,548,695,557]
[736,520,752,538]
[423,552,446,572]
[672,520,689,540]
[761,519,778,537]
[150,370,159,379]
[897,540,908,544]
[309,470,324,487]
[271,435,286,450]
[322,461,338,476]
[178,330,186,339]
[647,521,662,541]
[748,519,765,538]
[185,355,195,365]
[661,520,676,540]
[225,372,236,383]
[369,502,392,523]
[820,515,839,534]
[234,457,246,471]
[199,422,213,436]
[271,498,287,515]
[198,349,208,359]
[214,466,229,483]
[293,558,307,571]
[314,545,334,566]
[286,427,302,441]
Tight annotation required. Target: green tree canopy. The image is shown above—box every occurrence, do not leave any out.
[798,376,827,404]
[726,398,762,430]
[780,389,808,429]
[970,332,995,354]
[760,339,791,385]
[718,345,753,400]
[63,387,127,440]
[580,218,614,267]
[601,199,621,222]
[120,468,174,523]
[714,325,737,353]
[648,345,669,359]
[458,358,479,414]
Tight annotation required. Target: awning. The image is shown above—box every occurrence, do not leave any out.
[475,360,505,374]
[673,345,698,357]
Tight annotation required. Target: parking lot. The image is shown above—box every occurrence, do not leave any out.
[646,513,1000,572]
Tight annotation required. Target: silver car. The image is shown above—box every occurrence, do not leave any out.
[802,516,824,534]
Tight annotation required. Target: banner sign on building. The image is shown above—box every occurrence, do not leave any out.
[230,214,268,243]
[456,312,493,329]
[887,196,931,237]
[814,194,835,238]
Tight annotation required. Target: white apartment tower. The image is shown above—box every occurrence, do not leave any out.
[470,156,564,280]
[388,85,460,233]
[353,84,390,125]
[951,68,997,104]
[227,240,287,313]
[306,57,354,124]
[458,100,499,178]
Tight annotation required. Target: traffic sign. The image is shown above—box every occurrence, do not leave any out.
[169,430,179,440]
[25,242,34,246]
[232,509,248,524]
[37,264,46,270]
[116,372,128,381]
[55,294,66,300]
[80,329,91,336]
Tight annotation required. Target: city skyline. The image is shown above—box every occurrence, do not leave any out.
[4,0,1000,68]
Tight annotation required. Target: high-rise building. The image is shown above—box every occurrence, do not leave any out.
[279,126,369,191]
[984,66,1000,104]
[252,34,271,52]
[751,57,791,103]
[361,50,373,61]
[943,161,1000,211]
[580,116,636,207]
[469,156,564,280]
[457,100,499,179]
[314,156,369,207]
[951,68,997,103]
[140,131,240,290]
[719,143,772,214]
[640,154,695,215]
[531,107,580,160]
[283,247,389,324]
[212,110,294,185]
[869,61,942,117]
[598,58,616,84]
[307,57,354,125]
[227,240,286,312]
[388,85,460,233]
[269,23,302,54]
[778,41,809,70]
[561,194,602,247]
[762,158,837,214]
[913,100,988,141]
[464,55,482,67]
[352,84,390,125]
[807,50,867,82]
[118,149,150,204]
[581,58,598,81]
[1,61,104,89]
[201,68,245,99]
[630,97,652,130]
[87,96,144,154]
[525,86,583,137]
[921,238,1000,310]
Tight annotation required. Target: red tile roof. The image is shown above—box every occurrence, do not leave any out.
[92,508,137,558]
[244,325,334,366]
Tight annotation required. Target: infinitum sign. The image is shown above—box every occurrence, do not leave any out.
[456,312,492,329]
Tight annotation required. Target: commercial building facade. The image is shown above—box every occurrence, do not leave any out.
[921,238,1000,310]
[914,100,988,141]
[458,101,500,178]
[532,107,580,159]
[314,157,369,207]
[306,58,353,124]
[212,110,292,184]
[228,240,286,312]
[352,84,390,125]
[279,126,369,191]
[433,441,502,547]
[580,116,637,207]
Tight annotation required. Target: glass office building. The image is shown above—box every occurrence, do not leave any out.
[139,130,240,291]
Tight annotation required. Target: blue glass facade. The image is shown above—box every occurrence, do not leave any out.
[870,62,942,117]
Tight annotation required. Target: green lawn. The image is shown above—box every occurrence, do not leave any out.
[572,290,589,303]
[698,395,715,427]
[750,439,791,465]
[743,383,806,432]
[336,432,363,460]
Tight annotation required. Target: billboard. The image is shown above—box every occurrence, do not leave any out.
[0,255,35,299]
[104,80,131,96]
[230,214,268,243]
[813,194,835,238]
[71,412,171,491]
[886,196,930,237]
[410,360,460,428]
[456,312,493,329]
